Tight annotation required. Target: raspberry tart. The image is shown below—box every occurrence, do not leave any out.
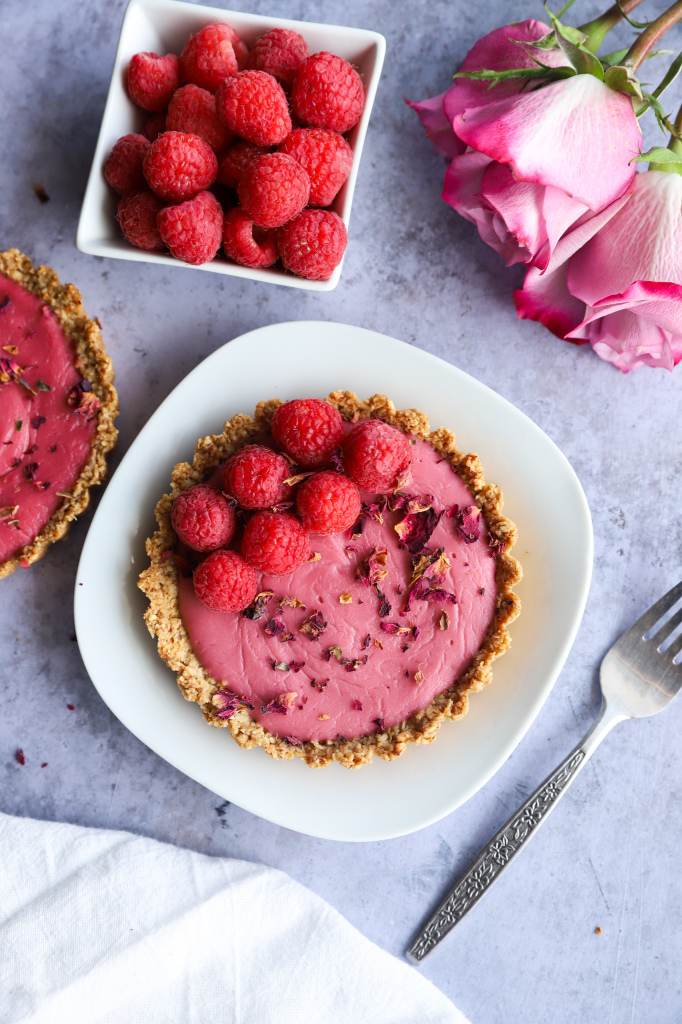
[139,393,521,768]
[0,250,118,578]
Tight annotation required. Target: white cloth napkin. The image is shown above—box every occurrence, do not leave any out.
[0,812,468,1024]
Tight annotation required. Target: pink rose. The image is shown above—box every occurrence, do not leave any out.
[407,20,563,160]
[515,170,682,371]
[448,74,640,269]
[409,21,641,270]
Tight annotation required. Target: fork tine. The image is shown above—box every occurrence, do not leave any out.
[666,631,682,664]
[650,604,682,646]
[629,580,682,641]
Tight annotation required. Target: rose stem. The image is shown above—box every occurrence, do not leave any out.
[579,0,648,54]
[623,0,682,71]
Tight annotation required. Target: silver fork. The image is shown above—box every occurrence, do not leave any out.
[407,580,682,964]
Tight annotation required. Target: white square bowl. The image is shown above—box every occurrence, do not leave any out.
[76,0,386,291]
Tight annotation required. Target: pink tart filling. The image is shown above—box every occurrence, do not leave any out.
[177,439,497,742]
[0,274,98,563]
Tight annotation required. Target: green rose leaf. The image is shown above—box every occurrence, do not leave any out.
[604,64,644,99]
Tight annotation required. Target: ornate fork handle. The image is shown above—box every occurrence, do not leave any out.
[406,699,624,963]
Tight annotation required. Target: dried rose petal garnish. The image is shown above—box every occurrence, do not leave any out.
[380,622,411,637]
[403,576,457,614]
[449,504,482,544]
[324,645,344,662]
[360,499,385,524]
[0,358,35,395]
[285,735,303,746]
[355,547,388,588]
[243,590,274,620]
[261,691,297,714]
[211,689,253,719]
[68,380,101,420]
[278,595,306,609]
[264,617,286,638]
[299,610,327,641]
[394,500,441,554]
[310,678,328,692]
[353,699,363,711]
[373,718,385,731]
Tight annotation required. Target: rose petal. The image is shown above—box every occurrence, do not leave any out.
[454,75,640,211]
[405,92,465,160]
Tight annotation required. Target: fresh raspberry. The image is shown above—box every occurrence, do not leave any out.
[104,134,150,195]
[128,52,180,112]
[241,511,310,576]
[157,190,223,265]
[270,398,344,467]
[216,140,269,189]
[247,28,308,87]
[166,85,233,153]
[142,112,167,142]
[342,420,412,493]
[143,131,217,202]
[296,471,361,535]
[277,210,347,280]
[118,190,165,250]
[278,129,353,207]
[222,208,278,268]
[238,153,310,229]
[291,52,365,133]
[180,24,238,92]
[228,29,250,72]
[171,484,237,551]
[216,71,291,146]
[194,549,259,613]
[222,444,292,509]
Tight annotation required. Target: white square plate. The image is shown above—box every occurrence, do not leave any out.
[76,0,386,291]
[74,323,593,841]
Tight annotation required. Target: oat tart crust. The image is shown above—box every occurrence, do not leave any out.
[0,249,119,579]
[139,392,522,769]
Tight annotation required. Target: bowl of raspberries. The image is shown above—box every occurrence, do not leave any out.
[77,0,385,290]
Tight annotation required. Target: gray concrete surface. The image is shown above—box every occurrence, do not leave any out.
[1,1,681,1021]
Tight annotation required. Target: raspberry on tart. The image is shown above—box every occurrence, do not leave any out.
[241,510,311,575]
[296,471,361,535]
[270,397,344,467]
[222,444,292,509]
[139,393,521,769]
[0,250,118,578]
[342,419,412,491]
[171,484,237,552]
[194,550,258,613]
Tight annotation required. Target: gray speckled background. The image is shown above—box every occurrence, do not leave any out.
[2,1,682,1020]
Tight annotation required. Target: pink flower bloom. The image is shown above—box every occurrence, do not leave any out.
[407,20,563,160]
[449,75,640,269]
[515,171,682,372]
[409,21,641,270]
